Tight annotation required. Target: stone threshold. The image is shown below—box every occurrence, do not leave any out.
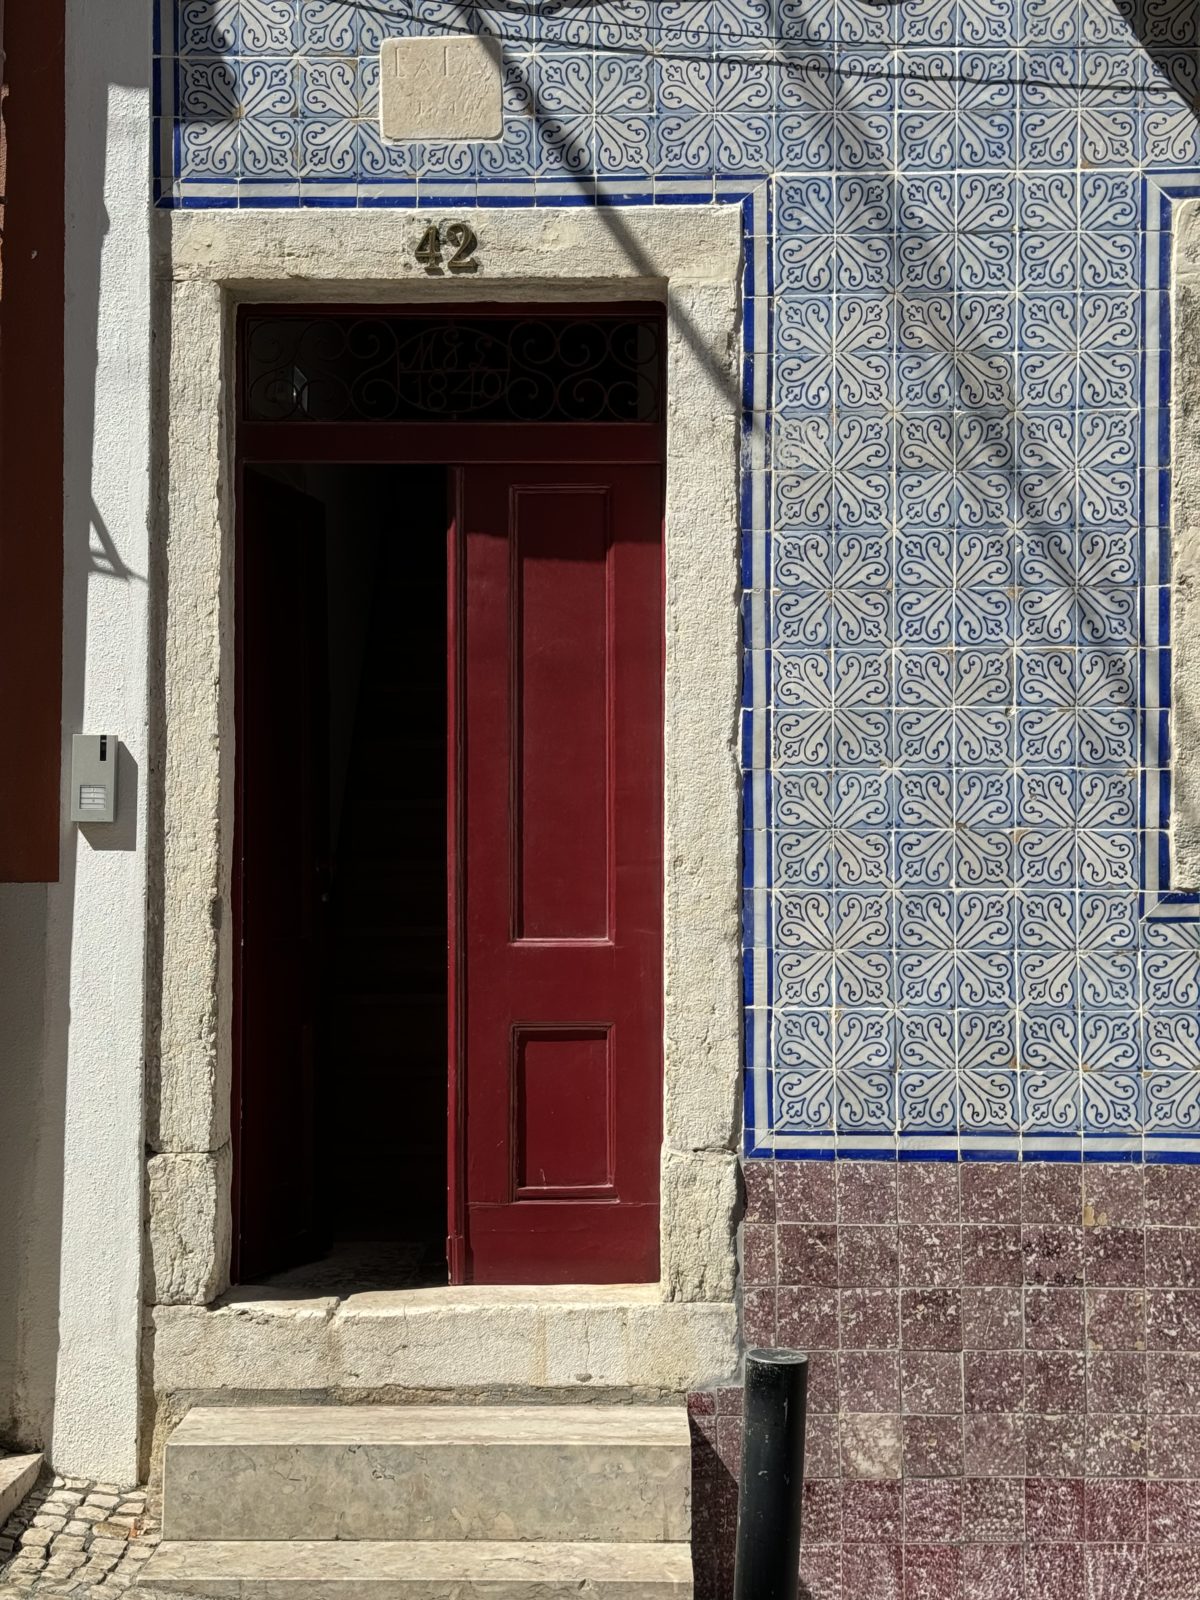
[147,1285,738,1400]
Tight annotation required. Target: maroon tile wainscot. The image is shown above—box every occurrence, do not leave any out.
[690,1160,1200,1600]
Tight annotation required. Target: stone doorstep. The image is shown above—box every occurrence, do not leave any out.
[136,1539,694,1597]
[162,1404,693,1546]
[0,1460,42,1531]
[150,1289,739,1398]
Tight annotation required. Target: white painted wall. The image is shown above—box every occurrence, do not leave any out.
[52,0,153,1484]
[0,1,152,1481]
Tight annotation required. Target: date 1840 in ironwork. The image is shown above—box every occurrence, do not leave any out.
[415,222,479,276]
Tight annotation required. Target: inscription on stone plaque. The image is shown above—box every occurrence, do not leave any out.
[379,36,503,143]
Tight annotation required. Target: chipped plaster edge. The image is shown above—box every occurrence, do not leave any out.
[148,205,743,1396]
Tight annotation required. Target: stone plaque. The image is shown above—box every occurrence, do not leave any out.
[379,36,503,143]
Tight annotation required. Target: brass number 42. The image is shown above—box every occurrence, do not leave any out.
[415,222,479,276]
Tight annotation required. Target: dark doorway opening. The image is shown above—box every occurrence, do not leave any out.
[233,303,668,1291]
[236,462,448,1290]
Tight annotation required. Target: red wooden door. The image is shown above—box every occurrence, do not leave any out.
[234,469,329,1282]
[454,462,664,1285]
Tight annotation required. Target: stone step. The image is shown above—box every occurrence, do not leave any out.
[0,1452,42,1526]
[136,1539,693,1597]
[162,1406,691,1545]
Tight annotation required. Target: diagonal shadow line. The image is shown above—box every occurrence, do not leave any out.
[526,101,745,414]
[333,0,1200,95]
[176,0,1175,897]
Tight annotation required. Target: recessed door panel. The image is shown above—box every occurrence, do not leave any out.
[515,1026,613,1196]
[515,490,611,942]
[457,462,663,1285]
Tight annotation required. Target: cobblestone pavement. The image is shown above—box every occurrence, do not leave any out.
[0,1474,158,1599]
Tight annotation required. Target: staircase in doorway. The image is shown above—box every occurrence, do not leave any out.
[134,1405,694,1597]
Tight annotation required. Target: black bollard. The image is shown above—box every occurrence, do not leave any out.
[732,1348,809,1600]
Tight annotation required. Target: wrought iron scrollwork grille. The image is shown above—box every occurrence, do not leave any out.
[242,312,664,425]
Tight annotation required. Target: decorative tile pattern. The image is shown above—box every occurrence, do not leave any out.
[156,0,1200,1161]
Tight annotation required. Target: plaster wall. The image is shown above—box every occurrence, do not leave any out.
[144,204,745,1431]
[0,1,153,1480]
[49,2,154,1484]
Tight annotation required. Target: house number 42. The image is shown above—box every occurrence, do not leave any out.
[415,222,479,275]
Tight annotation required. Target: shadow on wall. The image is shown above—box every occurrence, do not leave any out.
[1125,0,1200,116]
[0,6,150,1459]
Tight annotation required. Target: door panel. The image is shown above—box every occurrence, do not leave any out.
[514,494,610,941]
[235,469,329,1282]
[457,463,664,1285]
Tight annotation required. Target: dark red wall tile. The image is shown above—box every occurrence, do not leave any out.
[778,1223,839,1286]
[838,1162,897,1224]
[1147,1291,1200,1351]
[1025,1541,1085,1600]
[1148,1480,1200,1544]
[1023,1226,1086,1287]
[1024,1415,1085,1479]
[902,1415,964,1479]
[798,1544,841,1600]
[743,1286,777,1346]
[742,1220,777,1286]
[1083,1166,1144,1229]
[1085,1290,1146,1352]
[1022,1165,1083,1225]
[1086,1352,1146,1413]
[905,1478,963,1542]
[840,1350,900,1413]
[898,1163,960,1225]
[841,1540,902,1600]
[1025,1287,1084,1349]
[899,1225,962,1287]
[961,1164,1019,1224]
[802,1478,843,1544]
[1025,1352,1085,1414]
[1025,1477,1084,1541]
[843,1479,902,1540]
[962,1286,1023,1349]
[776,1160,837,1222]
[1147,1230,1200,1288]
[742,1158,775,1224]
[1082,1544,1146,1600]
[962,1414,1025,1477]
[901,1350,963,1414]
[902,1289,963,1350]
[1145,1168,1200,1229]
[841,1288,901,1350]
[1083,1227,1146,1288]
[904,1543,963,1600]
[839,1226,900,1288]
[964,1350,1024,1413]
[1148,1416,1200,1480]
[1148,1547,1200,1599]
[1147,1353,1200,1414]
[962,1543,1024,1599]
[1084,1414,1147,1479]
[962,1225,1023,1286]
[776,1285,838,1348]
[962,1475,1025,1542]
[1084,1479,1147,1543]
